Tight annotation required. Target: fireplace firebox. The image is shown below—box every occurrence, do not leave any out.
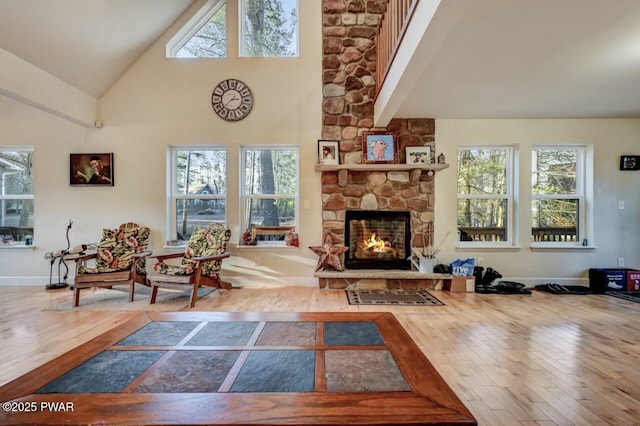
[344,210,411,270]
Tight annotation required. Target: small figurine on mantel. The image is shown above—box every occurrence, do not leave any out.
[309,233,348,272]
[437,152,446,164]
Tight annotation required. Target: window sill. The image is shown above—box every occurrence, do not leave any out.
[0,244,36,250]
[236,244,299,250]
[530,244,597,252]
[455,245,522,252]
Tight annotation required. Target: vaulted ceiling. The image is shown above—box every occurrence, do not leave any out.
[2,0,640,121]
[0,0,195,98]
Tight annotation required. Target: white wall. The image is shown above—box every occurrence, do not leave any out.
[435,119,640,285]
[2,1,640,288]
[0,0,323,286]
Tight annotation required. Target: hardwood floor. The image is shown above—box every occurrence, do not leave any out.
[0,285,639,425]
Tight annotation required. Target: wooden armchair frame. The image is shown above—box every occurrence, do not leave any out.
[148,224,232,309]
[148,251,231,308]
[71,223,151,307]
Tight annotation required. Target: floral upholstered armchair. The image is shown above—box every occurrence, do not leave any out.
[149,223,232,308]
[72,223,151,307]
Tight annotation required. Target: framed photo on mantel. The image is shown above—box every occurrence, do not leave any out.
[318,140,339,165]
[362,131,397,164]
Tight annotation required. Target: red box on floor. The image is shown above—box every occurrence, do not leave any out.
[627,271,640,292]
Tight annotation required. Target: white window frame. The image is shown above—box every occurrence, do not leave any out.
[456,145,517,248]
[530,144,593,249]
[239,0,299,58]
[166,0,226,58]
[166,145,227,243]
[0,146,34,246]
[239,144,299,247]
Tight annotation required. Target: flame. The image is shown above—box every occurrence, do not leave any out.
[364,233,391,252]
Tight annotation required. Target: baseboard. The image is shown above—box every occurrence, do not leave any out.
[228,276,317,288]
[0,275,588,288]
[0,276,58,286]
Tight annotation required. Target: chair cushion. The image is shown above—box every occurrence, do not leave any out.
[153,224,230,278]
[78,227,150,274]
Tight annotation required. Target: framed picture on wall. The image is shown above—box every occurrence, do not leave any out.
[362,131,397,164]
[620,155,640,170]
[318,140,339,165]
[70,153,114,186]
[405,146,431,164]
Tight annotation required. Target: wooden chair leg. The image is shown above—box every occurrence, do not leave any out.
[189,283,199,308]
[150,285,158,304]
[218,279,232,291]
[129,282,135,302]
[73,287,80,307]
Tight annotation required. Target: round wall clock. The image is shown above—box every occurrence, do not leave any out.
[211,79,253,122]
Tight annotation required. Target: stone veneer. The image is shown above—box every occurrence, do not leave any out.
[321,0,437,254]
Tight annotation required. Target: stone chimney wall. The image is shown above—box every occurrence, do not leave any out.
[321,0,436,251]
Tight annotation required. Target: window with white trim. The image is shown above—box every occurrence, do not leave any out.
[531,145,586,244]
[0,148,34,245]
[457,146,514,245]
[168,146,226,242]
[240,146,298,246]
[166,0,226,58]
[239,0,298,57]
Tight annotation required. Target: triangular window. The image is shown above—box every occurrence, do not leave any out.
[167,0,226,58]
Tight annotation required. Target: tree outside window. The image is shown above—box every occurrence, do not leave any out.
[170,147,226,241]
[0,149,34,244]
[457,147,513,244]
[531,147,582,243]
[241,146,298,245]
[168,0,298,59]
[240,0,298,57]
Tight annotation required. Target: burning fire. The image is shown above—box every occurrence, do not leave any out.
[363,233,392,252]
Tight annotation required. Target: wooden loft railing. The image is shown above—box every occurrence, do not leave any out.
[375,0,419,100]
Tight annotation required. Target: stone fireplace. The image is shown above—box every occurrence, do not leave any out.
[320,164,435,262]
[344,210,410,270]
[317,1,445,289]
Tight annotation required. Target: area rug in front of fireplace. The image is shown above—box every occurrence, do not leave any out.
[346,289,444,306]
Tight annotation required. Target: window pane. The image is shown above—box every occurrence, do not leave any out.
[0,151,33,195]
[243,198,295,244]
[174,149,226,196]
[0,199,34,242]
[243,149,297,195]
[457,198,508,242]
[531,199,578,242]
[0,150,33,243]
[177,3,226,58]
[240,0,298,57]
[174,199,226,241]
[457,149,508,195]
[243,198,295,227]
[532,148,577,195]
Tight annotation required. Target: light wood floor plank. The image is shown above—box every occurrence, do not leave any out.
[0,285,639,425]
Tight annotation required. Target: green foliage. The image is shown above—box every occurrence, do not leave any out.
[243,0,297,57]
[532,148,577,195]
[175,149,226,195]
[179,4,226,58]
[457,149,508,232]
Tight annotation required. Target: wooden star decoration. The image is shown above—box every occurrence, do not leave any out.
[309,234,349,272]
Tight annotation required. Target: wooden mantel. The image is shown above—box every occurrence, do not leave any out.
[314,163,449,172]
